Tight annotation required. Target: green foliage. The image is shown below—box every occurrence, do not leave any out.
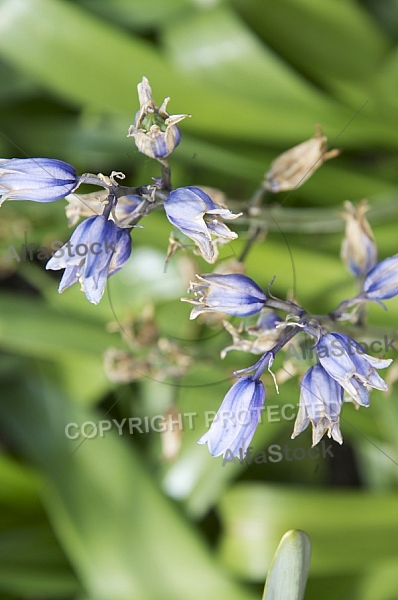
[0,0,398,599]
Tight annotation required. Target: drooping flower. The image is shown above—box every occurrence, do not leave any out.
[340,200,377,277]
[127,77,189,160]
[183,273,267,319]
[265,125,339,193]
[198,376,265,457]
[361,255,398,302]
[46,215,132,304]
[164,186,241,263]
[0,158,80,205]
[292,364,344,446]
[316,332,392,406]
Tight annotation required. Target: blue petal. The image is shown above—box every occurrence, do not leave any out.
[198,377,265,457]
[0,158,78,202]
[58,264,80,293]
[364,255,398,300]
[316,334,356,382]
[151,136,168,159]
[84,218,116,283]
[108,229,132,276]
[203,274,266,316]
[46,216,97,270]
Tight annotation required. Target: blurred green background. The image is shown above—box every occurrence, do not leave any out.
[0,0,398,598]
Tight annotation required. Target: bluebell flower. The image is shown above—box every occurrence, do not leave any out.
[316,332,392,406]
[46,215,132,304]
[198,376,265,457]
[340,200,377,277]
[292,364,344,446]
[183,273,267,319]
[361,255,398,301]
[164,186,241,263]
[0,158,79,205]
[127,77,189,160]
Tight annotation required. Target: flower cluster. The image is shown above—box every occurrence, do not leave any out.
[0,79,237,303]
[2,76,394,467]
[185,234,397,456]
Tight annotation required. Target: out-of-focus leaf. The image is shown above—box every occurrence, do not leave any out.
[358,559,398,600]
[0,453,40,506]
[0,61,38,103]
[163,7,334,108]
[375,45,398,118]
[79,0,195,30]
[362,0,398,41]
[0,0,387,146]
[0,372,255,600]
[0,526,78,597]
[232,0,390,98]
[0,453,78,598]
[262,530,311,600]
[0,293,122,359]
[217,484,398,579]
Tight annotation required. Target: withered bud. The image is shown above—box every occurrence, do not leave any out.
[265,125,340,193]
[127,77,190,160]
[220,309,284,358]
[340,200,377,277]
[103,348,149,383]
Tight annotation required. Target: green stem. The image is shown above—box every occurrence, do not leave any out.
[238,185,269,262]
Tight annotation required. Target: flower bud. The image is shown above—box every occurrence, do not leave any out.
[265,125,339,193]
[340,200,377,276]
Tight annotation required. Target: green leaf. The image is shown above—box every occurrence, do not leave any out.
[262,530,311,600]
[79,0,195,30]
[0,371,256,600]
[0,293,122,359]
[217,484,398,579]
[232,0,390,96]
[0,0,361,144]
[0,526,78,597]
[162,6,333,108]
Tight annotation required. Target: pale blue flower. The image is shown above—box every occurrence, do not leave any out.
[164,186,240,263]
[198,376,265,457]
[0,158,79,204]
[184,273,267,319]
[316,333,392,406]
[46,215,131,304]
[292,364,344,446]
[362,255,398,301]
